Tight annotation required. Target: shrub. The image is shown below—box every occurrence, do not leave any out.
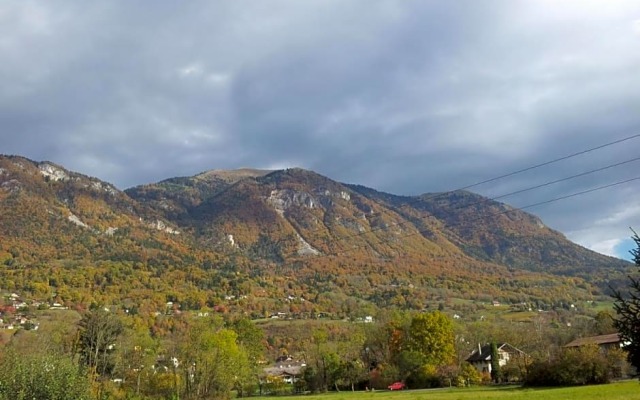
[458,363,482,386]
[0,350,92,400]
[525,344,630,386]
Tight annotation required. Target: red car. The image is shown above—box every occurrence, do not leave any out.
[388,381,405,390]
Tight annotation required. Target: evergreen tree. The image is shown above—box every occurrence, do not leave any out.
[490,342,501,383]
[612,231,640,372]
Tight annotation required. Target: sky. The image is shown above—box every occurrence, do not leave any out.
[1,1,639,259]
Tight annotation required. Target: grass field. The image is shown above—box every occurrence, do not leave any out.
[255,381,640,400]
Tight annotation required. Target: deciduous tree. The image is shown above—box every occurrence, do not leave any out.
[178,318,251,399]
[0,348,92,400]
[77,308,123,379]
[612,231,640,372]
[407,311,455,367]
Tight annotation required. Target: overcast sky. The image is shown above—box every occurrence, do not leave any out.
[1,1,639,259]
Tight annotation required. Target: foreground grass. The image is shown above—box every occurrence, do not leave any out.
[255,381,640,400]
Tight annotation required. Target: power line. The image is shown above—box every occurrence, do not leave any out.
[447,156,640,211]
[299,132,640,240]
[311,156,640,253]
[329,175,640,257]
[460,133,640,191]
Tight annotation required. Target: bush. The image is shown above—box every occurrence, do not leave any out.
[501,360,525,382]
[0,350,92,400]
[459,363,483,386]
[405,364,440,388]
[369,364,400,390]
[525,344,629,386]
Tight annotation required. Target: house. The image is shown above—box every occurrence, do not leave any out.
[50,303,68,310]
[263,359,307,385]
[466,343,526,374]
[13,301,28,309]
[269,312,287,319]
[564,333,629,351]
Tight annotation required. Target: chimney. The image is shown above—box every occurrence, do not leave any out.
[478,343,482,354]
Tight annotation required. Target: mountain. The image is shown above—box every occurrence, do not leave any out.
[125,168,272,221]
[346,186,629,280]
[0,155,200,262]
[0,155,632,315]
[0,155,228,308]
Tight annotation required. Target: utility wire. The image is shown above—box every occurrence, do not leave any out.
[311,155,640,253]
[459,133,640,191]
[332,175,640,257]
[300,132,640,239]
[480,156,640,203]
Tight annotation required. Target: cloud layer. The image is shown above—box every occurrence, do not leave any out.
[1,1,639,258]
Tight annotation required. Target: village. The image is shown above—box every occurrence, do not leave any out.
[1,288,634,395]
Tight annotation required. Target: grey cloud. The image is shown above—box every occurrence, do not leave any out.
[1,0,639,257]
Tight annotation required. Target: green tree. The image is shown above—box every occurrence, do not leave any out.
[526,344,612,386]
[0,349,92,400]
[339,358,367,391]
[228,317,265,396]
[229,317,265,363]
[396,349,424,381]
[178,318,251,399]
[335,328,367,391]
[612,231,640,372]
[362,310,410,372]
[77,308,124,379]
[324,351,343,391]
[114,318,159,397]
[459,362,482,386]
[490,342,501,383]
[407,311,455,367]
[401,311,456,388]
[308,328,330,392]
[594,310,615,335]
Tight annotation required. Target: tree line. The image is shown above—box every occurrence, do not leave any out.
[1,232,639,399]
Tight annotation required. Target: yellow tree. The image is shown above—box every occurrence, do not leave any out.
[178,318,251,399]
[407,311,455,367]
[401,311,455,386]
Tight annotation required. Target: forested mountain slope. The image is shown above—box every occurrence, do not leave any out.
[0,155,631,313]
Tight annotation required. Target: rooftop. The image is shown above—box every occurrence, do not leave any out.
[564,333,622,347]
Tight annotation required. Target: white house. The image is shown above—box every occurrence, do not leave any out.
[466,343,526,374]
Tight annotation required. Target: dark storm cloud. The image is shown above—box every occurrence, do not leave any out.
[1,0,639,257]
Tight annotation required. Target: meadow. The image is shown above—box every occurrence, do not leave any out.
[256,381,640,400]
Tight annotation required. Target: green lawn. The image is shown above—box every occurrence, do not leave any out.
[587,301,615,313]
[254,381,640,400]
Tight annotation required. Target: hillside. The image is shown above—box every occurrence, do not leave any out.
[346,185,629,279]
[0,155,633,315]
[0,155,227,308]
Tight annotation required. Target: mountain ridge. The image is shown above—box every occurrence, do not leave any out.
[0,154,631,314]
